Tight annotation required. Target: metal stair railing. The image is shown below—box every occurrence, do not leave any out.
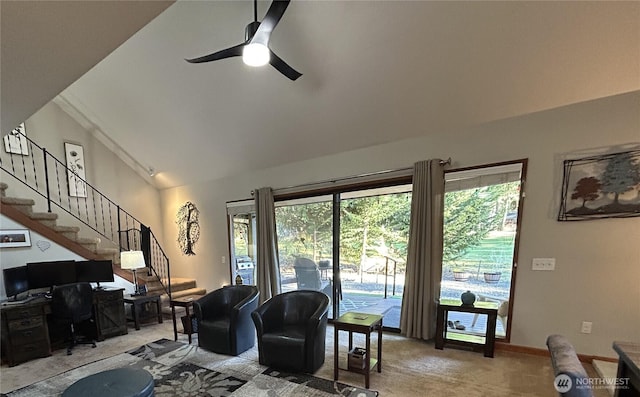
[0,131,171,299]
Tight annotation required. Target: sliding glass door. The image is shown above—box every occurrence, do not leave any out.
[272,185,410,329]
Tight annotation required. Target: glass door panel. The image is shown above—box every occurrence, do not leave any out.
[274,195,334,299]
[229,212,256,285]
[337,185,411,329]
[440,161,525,341]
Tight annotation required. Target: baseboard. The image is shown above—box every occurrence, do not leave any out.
[495,342,618,363]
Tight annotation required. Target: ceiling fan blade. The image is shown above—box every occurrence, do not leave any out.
[185,43,245,63]
[251,0,290,46]
[269,50,302,81]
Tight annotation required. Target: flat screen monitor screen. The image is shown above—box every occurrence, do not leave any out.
[3,266,29,299]
[75,260,114,285]
[26,260,76,289]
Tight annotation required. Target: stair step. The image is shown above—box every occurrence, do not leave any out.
[1,196,35,206]
[1,197,35,215]
[145,277,195,290]
[95,247,119,256]
[53,225,80,239]
[53,225,80,232]
[76,237,101,244]
[29,212,58,227]
[170,287,207,299]
[160,287,207,315]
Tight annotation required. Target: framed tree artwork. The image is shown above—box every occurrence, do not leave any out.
[558,150,640,221]
[65,142,87,198]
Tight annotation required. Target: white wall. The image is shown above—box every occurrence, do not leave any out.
[160,91,640,357]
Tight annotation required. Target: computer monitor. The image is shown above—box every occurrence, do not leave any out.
[26,260,76,290]
[75,260,114,289]
[3,266,29,301]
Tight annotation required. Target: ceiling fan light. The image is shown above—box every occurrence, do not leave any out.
[243,43,270,67]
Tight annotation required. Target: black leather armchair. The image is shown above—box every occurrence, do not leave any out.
[251,290,330,373]
[193,285,259,355]
[50,282,97,355]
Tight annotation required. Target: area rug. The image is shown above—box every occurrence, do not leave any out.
[4,339,378,397]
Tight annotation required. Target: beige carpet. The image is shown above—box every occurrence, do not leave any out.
[1,319,609,396]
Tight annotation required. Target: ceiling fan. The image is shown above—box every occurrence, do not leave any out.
[186,0,302,81]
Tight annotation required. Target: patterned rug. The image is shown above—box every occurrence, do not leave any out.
[4,339,378,397]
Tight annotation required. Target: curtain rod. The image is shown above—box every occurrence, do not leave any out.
[251,157,451,196]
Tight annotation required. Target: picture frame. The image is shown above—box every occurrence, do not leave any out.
[3,123,29,156]
[558,149,640,221]
[0,229,32,248]
[65,142,88,198]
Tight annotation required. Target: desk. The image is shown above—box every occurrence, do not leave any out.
[333,312,383,389]
[435,303,497,358]
[123,294,162,330]
[170,295,200,344]
[0,298,51,366]
[612,341,640,397]
[1,289,126,367]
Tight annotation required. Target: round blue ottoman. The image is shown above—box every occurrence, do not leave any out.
[62,368,154,397]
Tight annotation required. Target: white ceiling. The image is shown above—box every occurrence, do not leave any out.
[3,1,639,189]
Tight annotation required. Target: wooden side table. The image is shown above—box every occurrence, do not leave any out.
[123,294,162,331]
[435,302,497,358]
[170,295,201,344]
[333,312,383,389]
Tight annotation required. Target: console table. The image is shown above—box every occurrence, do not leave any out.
[435,302,497,358]
[333,312,383,389]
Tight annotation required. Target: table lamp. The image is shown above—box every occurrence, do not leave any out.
[120,250,146,296]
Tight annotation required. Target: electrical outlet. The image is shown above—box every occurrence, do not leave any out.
[221,256,226,264]
[581,321,592,334]
[532,258,556,271]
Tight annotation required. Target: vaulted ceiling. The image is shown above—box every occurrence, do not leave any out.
[3,1,639,189]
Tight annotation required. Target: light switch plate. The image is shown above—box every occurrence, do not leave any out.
[532,258,556,271]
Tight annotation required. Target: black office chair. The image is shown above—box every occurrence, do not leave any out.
[193,285,259,355]
[50,282,97,355]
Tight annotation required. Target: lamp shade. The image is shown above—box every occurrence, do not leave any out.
[120,251,146,270]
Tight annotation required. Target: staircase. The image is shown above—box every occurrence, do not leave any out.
[0,182,205,313]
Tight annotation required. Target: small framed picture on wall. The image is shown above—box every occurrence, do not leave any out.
[3,123,29,156]
[0,229,31,248]
[65,142,88,198]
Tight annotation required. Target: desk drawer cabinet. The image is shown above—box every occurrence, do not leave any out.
[93,288,127,340]
[1,302,51,367]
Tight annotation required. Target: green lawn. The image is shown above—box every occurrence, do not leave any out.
[459,234,514,262]
[444,233,515,274]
